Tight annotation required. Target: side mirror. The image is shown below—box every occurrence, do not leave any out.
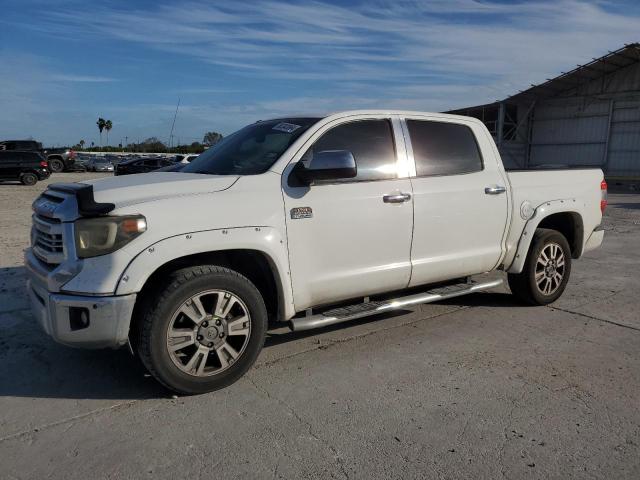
[294,150,357,184]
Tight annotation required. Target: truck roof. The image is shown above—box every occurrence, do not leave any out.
[263,110,482,125]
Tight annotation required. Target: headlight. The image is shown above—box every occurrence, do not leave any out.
[74,215,147,258]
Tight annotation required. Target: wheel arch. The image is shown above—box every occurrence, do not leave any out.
[117,227,295,340]
[127,248,288,352]
[507,201,585,274]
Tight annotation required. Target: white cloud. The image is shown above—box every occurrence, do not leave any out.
[39,1,639,95]
[3,0,639,144]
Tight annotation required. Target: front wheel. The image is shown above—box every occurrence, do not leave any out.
[508,228,572,305]
[49,158,64,173]
[138,266,267,394]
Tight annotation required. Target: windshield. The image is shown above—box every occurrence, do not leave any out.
[183,117,321,175]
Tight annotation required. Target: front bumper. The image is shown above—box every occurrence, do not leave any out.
[27,279,136,349]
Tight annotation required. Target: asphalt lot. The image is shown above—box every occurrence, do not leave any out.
[1,173,639,479]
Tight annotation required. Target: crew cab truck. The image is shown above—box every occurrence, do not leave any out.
[25,110,606,394]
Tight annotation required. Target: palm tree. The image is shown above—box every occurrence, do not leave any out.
[97,118,106,147]
[105,120,113,146]
[79,139,85,150]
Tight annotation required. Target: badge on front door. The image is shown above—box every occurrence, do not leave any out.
[290,207,313,219]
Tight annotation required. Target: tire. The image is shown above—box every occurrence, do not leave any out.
[19,172,38,186]
[508,228,572,305]
[49,158,64,173]
[138,265,267,394]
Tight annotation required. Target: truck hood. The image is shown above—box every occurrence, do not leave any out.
[83,172,239,208]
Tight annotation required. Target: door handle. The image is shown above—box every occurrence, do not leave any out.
[484,185,506,195]
[383,192,411,203]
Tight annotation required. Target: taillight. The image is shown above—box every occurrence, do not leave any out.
[600,179,608,213]
[40,160,48,168]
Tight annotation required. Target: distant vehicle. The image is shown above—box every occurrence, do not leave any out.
[0,150,50,185]
[0,141,75,173]
[114,157,174,175]
[156,162,187,172]
[85,158,114,172]
[175,154,200,164]
[44,148,77,173]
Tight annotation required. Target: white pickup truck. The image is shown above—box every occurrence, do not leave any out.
[26,110,606,394]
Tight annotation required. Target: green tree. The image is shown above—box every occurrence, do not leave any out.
[96,118,106,147]
[203,131,223,146]
[141,137,167,153]
[105,120,113,146]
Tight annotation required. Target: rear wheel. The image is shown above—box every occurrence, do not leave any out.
[508,228,572,305]
[138,266,267,394]
[49,158,64,173]
[19,172,38,186]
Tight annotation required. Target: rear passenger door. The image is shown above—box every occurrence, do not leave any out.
[403,116,509,287]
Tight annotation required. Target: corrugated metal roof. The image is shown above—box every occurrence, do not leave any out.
[448,43,640,112]
[508,43,640,103]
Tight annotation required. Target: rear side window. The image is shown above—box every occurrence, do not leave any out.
[407,120,483,176]
[306,119,397,182]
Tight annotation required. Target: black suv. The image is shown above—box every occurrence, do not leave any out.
[0,140,77,172]
[0,151,50,185]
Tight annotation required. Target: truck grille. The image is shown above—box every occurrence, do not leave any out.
[32,215,65,265]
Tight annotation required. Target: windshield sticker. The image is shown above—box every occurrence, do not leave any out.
[272,122,302,133]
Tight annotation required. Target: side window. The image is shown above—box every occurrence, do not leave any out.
[407,120,483,176]
[305,119,397,182]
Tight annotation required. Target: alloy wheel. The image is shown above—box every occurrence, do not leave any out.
[535,242,566,296]
[166,289,251,377]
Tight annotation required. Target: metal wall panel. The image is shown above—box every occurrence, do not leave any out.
[607,98,640,176]
[529,98,610,167]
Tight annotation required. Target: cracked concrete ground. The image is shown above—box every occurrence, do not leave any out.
[1,173,639,479]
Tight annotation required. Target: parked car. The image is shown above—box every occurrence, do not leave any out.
[0,140,74,173]
[175,154,200,164]
[93,159,115,172]
[0,150,50,185]
[156,162,187,172]
[114,157,175,175]
[85,157,114,172]
[44,148,77,173]
[25,110,606,394]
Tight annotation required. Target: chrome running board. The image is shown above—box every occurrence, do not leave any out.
[289,278,503,332]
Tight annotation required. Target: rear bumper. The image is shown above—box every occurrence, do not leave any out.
[36,168,50,180]
[27,279,136,349]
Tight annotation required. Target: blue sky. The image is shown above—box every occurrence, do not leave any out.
[1,0,639,147]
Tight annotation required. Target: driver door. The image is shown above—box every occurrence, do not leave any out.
[282,117,414,311]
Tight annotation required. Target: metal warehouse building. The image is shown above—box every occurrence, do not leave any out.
[448,43,640,180]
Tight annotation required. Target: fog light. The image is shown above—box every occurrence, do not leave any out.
[69,307,90,331]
